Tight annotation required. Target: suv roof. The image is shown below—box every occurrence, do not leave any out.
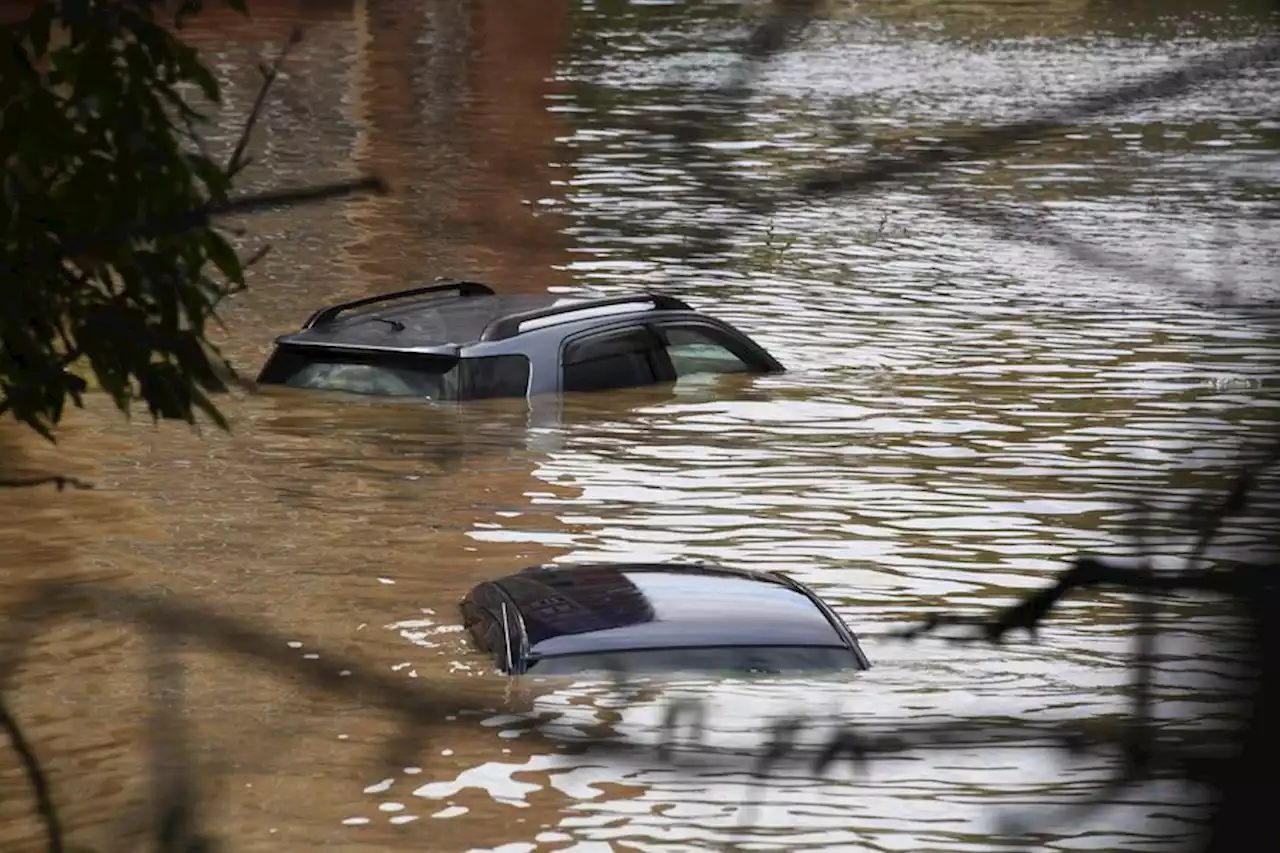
[460,562,871,676]
[257,280,784,401]
[277,280,697,352]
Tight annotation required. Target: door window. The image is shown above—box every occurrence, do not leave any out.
[562,326,665,393]
[658,325,750,378]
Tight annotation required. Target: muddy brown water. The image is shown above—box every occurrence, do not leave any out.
[2,1,1279,852]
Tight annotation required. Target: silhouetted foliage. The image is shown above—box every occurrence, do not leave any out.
[0,0,390,837]
[0,0,384,443]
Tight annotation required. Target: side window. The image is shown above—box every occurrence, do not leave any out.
[562,326,665,393]
[462,355,531,400]
[657,325,750,378]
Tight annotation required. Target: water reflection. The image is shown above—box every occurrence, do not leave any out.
[412,2,1274,851]
[349,0,574,292]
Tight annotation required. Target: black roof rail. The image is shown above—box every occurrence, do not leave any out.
[301,279,496,329]
[479,292,692,342]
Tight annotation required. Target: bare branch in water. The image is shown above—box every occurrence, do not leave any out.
[0,698,63,853]
[0,476,94,491]
[225,27,307,182]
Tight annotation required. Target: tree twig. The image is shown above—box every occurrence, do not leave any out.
[0,174,389,288]
[0,475,94,491]
[890,557,1245,644]
[1186,440,1280,566]
[0,696,63,853]
[225,27,305,181]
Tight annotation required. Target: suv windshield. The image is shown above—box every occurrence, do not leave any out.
[524,645,858,677]
[259,346,459,399]
[286,362,453,398]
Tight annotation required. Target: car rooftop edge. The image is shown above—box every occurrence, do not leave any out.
[460,561,871,677]
[301,279,497,330]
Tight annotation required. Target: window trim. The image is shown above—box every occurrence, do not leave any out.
[522,643,862,676]
[649,319,779,374]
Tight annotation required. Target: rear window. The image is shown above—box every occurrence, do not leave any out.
[524,645,858,677]
[285,362,454,398]
[258,346,459,399]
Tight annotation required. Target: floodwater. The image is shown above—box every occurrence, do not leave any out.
[1,1,1278,852]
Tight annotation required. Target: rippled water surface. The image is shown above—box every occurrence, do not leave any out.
[1,1,1277,852]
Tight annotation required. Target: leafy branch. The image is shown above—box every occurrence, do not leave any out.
[0,1,387,443]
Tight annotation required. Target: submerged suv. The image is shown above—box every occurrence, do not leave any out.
[256,280,785,401]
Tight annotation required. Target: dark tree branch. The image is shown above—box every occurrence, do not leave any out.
[136,177,391,244]
[929,196,1279,317]
[0,697,63,853]
[889,558,1246,645]
[1186,441,1280,565]
[731,0,825,88]
[791,36,1280,202]
[0,177,389,285]
[0,554,1258,853]
[241,244,271,269]
[225,26,305,181]
[0,475,94,491]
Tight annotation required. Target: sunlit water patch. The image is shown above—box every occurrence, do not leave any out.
[422,5,1280,852]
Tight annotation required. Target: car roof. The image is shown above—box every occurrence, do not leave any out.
[484,562,853,659]
[280,292,563,349]
[275,285,704,352]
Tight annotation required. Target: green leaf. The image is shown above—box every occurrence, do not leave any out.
[172,41,220,104]
[1,0,372,444]
[202,230,244,288]
[185,152,231,202]
[190,384,230,432]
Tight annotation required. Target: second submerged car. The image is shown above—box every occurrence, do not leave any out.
[459,562,871,677]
